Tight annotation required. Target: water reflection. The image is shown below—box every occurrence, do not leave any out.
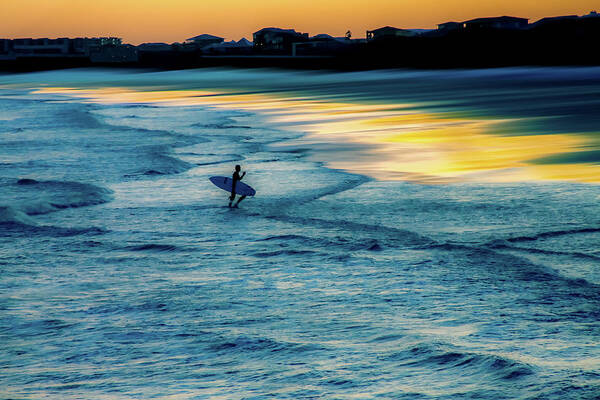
[32,68,600,183]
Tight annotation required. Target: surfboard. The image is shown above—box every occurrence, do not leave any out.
[209,176,256,197]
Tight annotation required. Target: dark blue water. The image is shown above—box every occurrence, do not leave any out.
[1,68,599,399]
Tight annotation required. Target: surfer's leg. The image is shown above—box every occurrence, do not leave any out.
[234,195,246,207]
[229,192,235,207]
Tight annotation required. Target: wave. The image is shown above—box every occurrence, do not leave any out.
[257,234,309,242]
[57,106,105,130]
[488,241,600,262]
[124,153,193,177]
[0,206,38,226]
[0,179,113,234]
[505,227,600,243]
[1,101,105,132]
[0,218,107,237]
[123,243,182,252]
[208,334,327,356]
[16,178,38,185]
[1,180,109,235]
[195,157,245,167]
[256,234,385,252]
[122,104,159,109]
[189,114,253,130]
[11,179,113,215]
[256,173,372,215]
[191,122,253,130]
[267,215,434,249]
[251,249,319,258]
[380,342,535,382]
[412,239,600,289]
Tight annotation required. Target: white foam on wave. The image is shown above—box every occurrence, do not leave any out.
[0,206,38,226]
[2,180,114,223]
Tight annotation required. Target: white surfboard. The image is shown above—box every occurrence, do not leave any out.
[209,176,256,196]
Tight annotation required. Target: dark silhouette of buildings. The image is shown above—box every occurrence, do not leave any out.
[1,11,599,71]
[0,37,136,70]
[462,16,528,30]
[361,12,599,68]
[2,37,124,57]
[253,28,309,53]
[437,22,462,32]
[202,39,253,55]
[292,34,359,56]
[366,26,417,41]
[135,33,253,66]
[137,42,172,52]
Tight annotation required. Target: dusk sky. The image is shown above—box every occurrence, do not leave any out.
[2,0,597,44]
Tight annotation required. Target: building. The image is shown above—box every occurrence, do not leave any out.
[86,37,121,46]
[438,22,462,31]
[528,11,600,43]
[0,37,135,64]
[529,11,600,33]
[137,43,172,52]
[531,15,578,28]
[366,26,417,41]
[202,39,253,55]
[70,37,122,55]
[580,11,600,30]
[292,34,354,56]
[463,16,528,30]
[311,34,335,41]
[253,28,309,52]
[434,16,528,35]
[185,34,224,48]
[237,38,252,47]
[11,38,70,55]
[0,39,9,54]
[6,37,122,57]
[90,44,137,63]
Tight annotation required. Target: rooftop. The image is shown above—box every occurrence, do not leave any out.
[464,16,528,24]
[186,34,223,42]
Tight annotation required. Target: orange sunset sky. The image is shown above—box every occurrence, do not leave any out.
[1,0,597,44]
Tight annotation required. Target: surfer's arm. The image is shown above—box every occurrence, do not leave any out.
[240,172,246,180]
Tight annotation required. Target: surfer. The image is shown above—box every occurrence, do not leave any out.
[229,165,247,208]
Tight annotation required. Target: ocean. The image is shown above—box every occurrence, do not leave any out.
[1,67,599,399]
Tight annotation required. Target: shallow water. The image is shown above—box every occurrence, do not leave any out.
[1,68,599,399]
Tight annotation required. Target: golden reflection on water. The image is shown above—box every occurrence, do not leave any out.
[34,86,599,184]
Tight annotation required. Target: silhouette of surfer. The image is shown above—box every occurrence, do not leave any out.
[229,165,246,208]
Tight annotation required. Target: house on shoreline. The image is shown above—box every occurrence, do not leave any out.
[3,37,123,56]
[366,26,418,41]
[463,16,528,30]
[292,34,358,56]
[0,37,137,63]
[202,38,253,55]
[253,28,309,53]
[185,34,224,49]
